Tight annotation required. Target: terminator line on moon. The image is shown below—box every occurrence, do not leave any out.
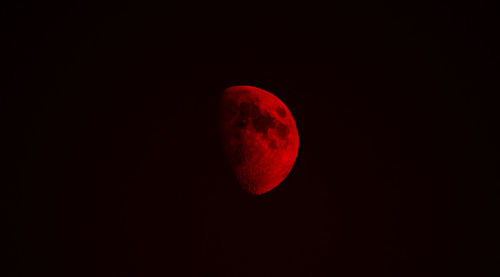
[220,85,299,195]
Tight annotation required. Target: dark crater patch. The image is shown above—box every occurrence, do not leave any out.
[222,99,239,121]
[233,101,259,129]
[253,112,276,135]
[276,123,289,139]
[276,107,286,118]
[233,101,278,136]
[239,101,260,118]
[268,139,278,149]
[234,118,248,128]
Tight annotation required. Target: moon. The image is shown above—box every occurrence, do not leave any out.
[220,85,299,195]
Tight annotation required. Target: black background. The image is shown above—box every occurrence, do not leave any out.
[7,2,499,277]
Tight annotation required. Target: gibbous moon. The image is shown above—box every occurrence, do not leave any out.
[220,85,299,195]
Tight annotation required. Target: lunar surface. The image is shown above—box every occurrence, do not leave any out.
[220,85,299,195]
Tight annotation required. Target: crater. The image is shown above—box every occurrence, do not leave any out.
[276,123,289,139]
[239,101,260,118]
[268,139,278,149]
[222,99,239,120]
[276,107,286,118]
[253,112,276,135]
[233,117,248,128]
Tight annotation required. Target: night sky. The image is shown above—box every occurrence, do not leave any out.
[7,2,499,277]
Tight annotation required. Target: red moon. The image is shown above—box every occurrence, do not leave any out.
[220,85,299,195]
